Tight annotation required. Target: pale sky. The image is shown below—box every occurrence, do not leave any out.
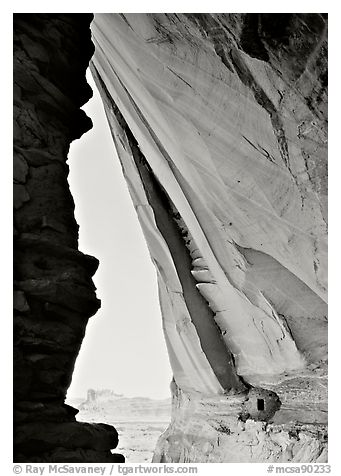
[66,71,172,400]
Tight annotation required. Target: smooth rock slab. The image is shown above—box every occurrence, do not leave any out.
[13,290,29,312]
[14,153,29,183]
[14,184,30,209]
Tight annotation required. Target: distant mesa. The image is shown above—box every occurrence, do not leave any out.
[75,389,171,423]
[84,388,124,407]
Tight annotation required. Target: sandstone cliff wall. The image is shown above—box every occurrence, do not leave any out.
[13,13,124,463]
[91,13,328,462]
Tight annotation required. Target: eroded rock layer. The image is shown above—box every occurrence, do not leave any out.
[91,13,327,462]
[13,14,123,463]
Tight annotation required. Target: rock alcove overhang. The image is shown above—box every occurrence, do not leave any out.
[90,12,327,384]
[90,13,327,462]
[14,12,327,463]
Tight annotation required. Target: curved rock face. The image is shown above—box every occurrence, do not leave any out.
[13,14,124,463]
[90,13,327,462]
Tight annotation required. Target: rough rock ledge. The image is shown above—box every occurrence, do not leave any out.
[13,13,124,463]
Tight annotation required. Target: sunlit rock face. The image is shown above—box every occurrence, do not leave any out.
[91,13,327,462]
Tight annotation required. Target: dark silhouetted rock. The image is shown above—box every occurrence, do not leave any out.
[13,13,123,463]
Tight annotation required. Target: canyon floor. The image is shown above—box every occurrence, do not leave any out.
[67,393,171,463]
